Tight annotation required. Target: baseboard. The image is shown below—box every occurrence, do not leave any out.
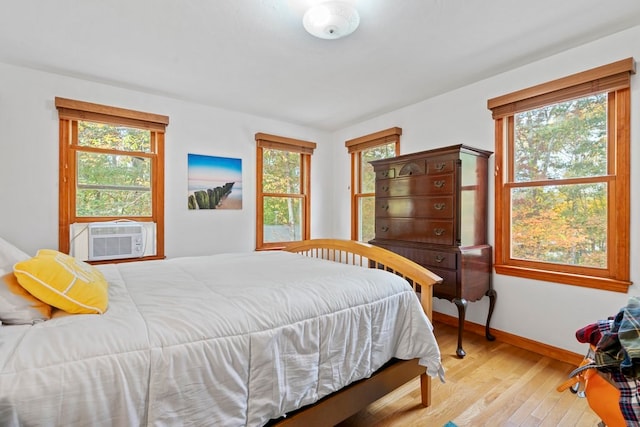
[432,312,585,366]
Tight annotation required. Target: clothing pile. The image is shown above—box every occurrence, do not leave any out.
[572,296,640,426]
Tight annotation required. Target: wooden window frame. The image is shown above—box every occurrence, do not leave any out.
[255,132,316,250]
[345,127,401,241]
[55,97,169,262]
[487,58,635,292]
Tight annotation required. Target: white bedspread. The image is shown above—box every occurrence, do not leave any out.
[0,251,442,427]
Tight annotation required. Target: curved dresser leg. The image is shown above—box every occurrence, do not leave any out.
[485,288,497,341]
[453,298,467,358]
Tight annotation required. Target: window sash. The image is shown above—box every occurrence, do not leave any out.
[262,195,304,244]
[262,148,302,194]
[70,137,157,219]
[507,179,609,269]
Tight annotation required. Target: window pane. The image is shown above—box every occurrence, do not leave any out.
[263,149,300,193]
[78,121,151,152]
[360,143,395,193]
[76,152,152,216]
[358,196,375,242]
[510,183,607,268]
[514,94,607,182]
[263,196,302,243]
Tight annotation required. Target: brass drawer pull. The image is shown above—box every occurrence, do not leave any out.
[381,226,389,232]
[381,185,389,192]
[433,228,445,236]
[435,255,445,263]
[433,180,445,188]
[433,202,446,210]
[382,171,389,177]
[434,163,446,171]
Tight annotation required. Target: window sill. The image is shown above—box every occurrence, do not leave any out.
[494,264,631,293]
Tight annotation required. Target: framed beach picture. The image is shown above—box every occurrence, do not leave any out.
[188,154,242,210]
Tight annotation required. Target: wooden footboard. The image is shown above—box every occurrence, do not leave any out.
[280,239,442,425]
[283,238,442,319]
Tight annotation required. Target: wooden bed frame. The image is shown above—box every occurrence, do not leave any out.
[274,238,443,426]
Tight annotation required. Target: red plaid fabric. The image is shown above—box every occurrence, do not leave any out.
[576,319,611,346]
[594,316,640,425]
[610,370,640,425]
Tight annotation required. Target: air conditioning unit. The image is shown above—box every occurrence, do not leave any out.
[88,222,145,261]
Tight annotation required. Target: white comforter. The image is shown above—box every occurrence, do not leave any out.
[0,251,442,427]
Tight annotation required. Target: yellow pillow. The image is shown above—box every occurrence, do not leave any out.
[13,249,108,314]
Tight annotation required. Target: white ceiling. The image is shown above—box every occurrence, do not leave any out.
[2,0,640,131]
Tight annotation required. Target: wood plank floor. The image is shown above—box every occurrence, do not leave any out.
[338,322,602,427]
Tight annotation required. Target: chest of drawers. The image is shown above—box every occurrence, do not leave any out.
[370,144,495,358]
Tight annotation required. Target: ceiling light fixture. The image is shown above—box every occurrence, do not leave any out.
[303,1,360,40]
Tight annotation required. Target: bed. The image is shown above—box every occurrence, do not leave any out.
[0,238,443,426]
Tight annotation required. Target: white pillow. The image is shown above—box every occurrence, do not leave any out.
[0,237,30,271]
[0,267,52,325]
[0,238,50,325]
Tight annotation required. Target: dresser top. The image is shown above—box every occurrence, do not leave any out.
[370,144,493,166]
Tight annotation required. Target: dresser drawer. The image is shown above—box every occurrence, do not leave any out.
[367,246,459,298]
[375,219,454,245]
[376,168,396,180]
[413,249,457,269]
[428,267,458,298]
[373,244,457,269]
[426,158,456,175]
[376,196,454,219]
[376,173,454,197]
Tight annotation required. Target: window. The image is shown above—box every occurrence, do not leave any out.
[487,58,635,292]
[255,133,316,250]
[345,127,401,242]
[56,97,168,261]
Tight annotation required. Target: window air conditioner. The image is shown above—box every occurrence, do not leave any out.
[88,222,145,261]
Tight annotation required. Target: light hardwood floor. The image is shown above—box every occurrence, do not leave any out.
[338,322,602,427]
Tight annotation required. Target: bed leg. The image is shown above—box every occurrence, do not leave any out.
[420,373,431,407]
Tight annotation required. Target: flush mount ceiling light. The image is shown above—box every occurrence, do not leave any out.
[303,1,360,40]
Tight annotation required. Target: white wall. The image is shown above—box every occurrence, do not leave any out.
[0,62,333,258]
[331,25,640,354]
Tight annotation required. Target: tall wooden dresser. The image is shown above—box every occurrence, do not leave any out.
[369,144,495,358]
